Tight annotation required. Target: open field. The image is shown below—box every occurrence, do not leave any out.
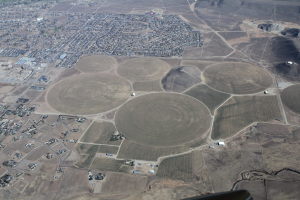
[20,167,91,200]
[200,32,233,57]
[115,93,211,146]
[203,62,273,94]
[25,146,49,161]
[156,123,300,193]
[53,168,90,199]
[180,60,215,71]
[75,143,120,168]
[117,57,170,82]
[156,148,264,192]
[132,80,163,91]
[183,32,233,58]
[97,145,119,154]
[262,140,300,170]
[265,179,300,200]
[79,121,121,145]
[47,73,131,115]
[257,124,300,170]
[75,55,117,73]
[184,84,230,113]
[75,144,99,168]
[101,172,148,195]
[202,148,264,192]
[157,153,204,182]
[218,31,248,41]
[117,140,189,161]
[75,154,95,169]
[233,123,300,198]
[212,95,282,140]
[0,84,13,94]
[162,66,201,92]
[281,84,300,114]
[90,157,132,172]
[2,0,300,199]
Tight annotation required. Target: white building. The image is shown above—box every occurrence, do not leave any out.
[216,141,225,146]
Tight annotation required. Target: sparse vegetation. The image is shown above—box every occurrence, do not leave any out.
[184,84,230,113]
[117,140,189,161]
[90,157,131,172]
[80,121,121,145]
[212,95,282,139]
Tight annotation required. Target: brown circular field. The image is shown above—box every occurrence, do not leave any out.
[75,55,117,73]
[115,93,211,146]
[281,84,300,114]
[117,57,170,82]
[203,62,273,94]
[47,73,131,115]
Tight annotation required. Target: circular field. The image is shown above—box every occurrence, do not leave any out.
[75,55,117,73]
[203,62,273,94]
[47,73,131,115]
[115,93,211,146]
[117,58,170,82]
[281,84,300,114]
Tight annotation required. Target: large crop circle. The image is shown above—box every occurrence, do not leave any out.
[115,93,211,146]
[75,55,117,73]
[117,58,170,82]
[47,73,131,115]
[203,62,273,94]
[281,84,300,114]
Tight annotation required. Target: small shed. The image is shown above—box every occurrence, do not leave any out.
[216,141,225,146]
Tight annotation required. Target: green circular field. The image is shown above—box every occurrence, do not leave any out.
[47,73,131,115]
[75,55,117,73]
[203,62,273,94]
[281,84,300,114]
[115,93,211,146]
[117,57,170,82]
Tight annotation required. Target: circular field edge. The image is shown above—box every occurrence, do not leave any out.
[203,62,274,95]
[75,55,118,73]
[117,57,171,82]
[281,84,300,114]
[115,92,212,147]
[46,73,131,115]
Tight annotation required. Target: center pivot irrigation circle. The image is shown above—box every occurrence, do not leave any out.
[115,93,211,146]
[47,73,131,115]
[117,57,170,82]
[203,62,273,94]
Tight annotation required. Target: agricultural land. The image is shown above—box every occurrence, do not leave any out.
[0,0,299,199]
